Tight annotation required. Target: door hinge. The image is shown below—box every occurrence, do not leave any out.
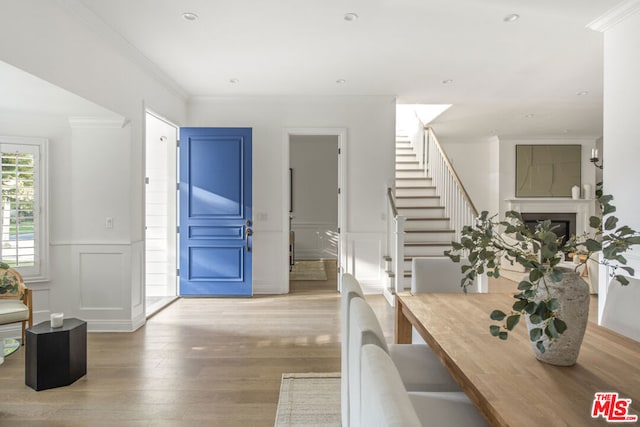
[176,226,180,234]
[176,183,180,191]
[338,148,341,155]
[338,187,341,195]
[145,177,149,184]
[176,268,180,276]
[338,227,341,233]
[176,139,180,148]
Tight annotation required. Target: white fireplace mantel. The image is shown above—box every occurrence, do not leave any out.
[505,198,597,236]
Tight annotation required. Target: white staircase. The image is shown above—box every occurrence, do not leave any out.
[386,137,454,288]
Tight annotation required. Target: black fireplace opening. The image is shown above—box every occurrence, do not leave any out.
[521,212,577,257]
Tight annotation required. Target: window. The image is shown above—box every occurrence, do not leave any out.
[0,136,48,281]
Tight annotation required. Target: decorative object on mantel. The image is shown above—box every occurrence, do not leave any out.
[571,185,580,200]
[590,148,603,169]
[445,182,640,366]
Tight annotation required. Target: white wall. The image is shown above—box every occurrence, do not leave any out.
[0,1,186,332]
[188,96,395,293]
[600,8,640,320]
[290,135,338,260]
[439,137,500,215]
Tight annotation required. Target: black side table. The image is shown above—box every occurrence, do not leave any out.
[25,318,87,391]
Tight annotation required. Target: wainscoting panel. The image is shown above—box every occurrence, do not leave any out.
[69,243,140,331]
[343,232,385,293]
[253,230,286,294]
[291,221,338,260]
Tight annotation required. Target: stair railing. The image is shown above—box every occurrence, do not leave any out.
[424,127,478,242]
[386,187,405,295]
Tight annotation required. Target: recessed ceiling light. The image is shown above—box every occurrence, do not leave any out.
[336,79,346,84]
[524,113,534,118]
[229,78,239,84]
[577,90,589,96]
[182,12,198,21]
[344,13,359,22]
[503,14,520,23]
[441,79,453,84]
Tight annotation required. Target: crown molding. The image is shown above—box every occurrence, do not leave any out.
[57,0,188,101]
[587,0,640,32]
[68,116,128,128]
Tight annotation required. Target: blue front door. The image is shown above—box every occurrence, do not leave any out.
[179,128,252,296]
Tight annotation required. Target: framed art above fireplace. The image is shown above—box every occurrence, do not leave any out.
[515,145,581,197]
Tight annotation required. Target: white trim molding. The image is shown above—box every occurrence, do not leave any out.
[283,127,347,293]
[587,0,640,32]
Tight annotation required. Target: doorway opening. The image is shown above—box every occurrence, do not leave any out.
[144,111,178,316]
[285,128,346,293]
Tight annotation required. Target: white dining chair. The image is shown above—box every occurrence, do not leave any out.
[601,276,640,342]
[361,344,488,427]
[348,297,461,427]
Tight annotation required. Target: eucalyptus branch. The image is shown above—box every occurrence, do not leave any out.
[446,181,640,352]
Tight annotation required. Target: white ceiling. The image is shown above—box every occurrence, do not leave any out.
[9,0,627,139]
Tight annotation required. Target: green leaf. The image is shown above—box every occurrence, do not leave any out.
[489,325,501,336]
[547,298,559,311]
[529,313,542,324]
[517,281,532,291]
[554,318,567,334]
[525,302,537,314]
[529,269,543,282]
[619,266,635,276]
[530,327,542,341]
[589,216,602,229]
[604,216,619,231]
[545,321,559,339]
[490,310,506,321]
[536,341,546,354]
[506,314,520,331]
[603,204,616,215]
[585,239,602,252]
[615,275,630,286]
[549,269,563,283]
[512,300,528,312]
[498,332,509,340]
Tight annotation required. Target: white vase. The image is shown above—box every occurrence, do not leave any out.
[525,268,590,366]
[571,185,580,200]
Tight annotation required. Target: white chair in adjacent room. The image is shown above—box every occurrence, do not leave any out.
[601,276,640,342]
[348,297,461,427]
[361,344,488,427]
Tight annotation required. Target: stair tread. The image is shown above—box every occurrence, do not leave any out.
[396,195,440,199]
[398,206,445,209]
[405,229,455,233]
[406,217,450,221]
[404,242,453,246]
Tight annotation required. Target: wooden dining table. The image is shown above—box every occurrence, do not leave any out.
[395,292,640,426]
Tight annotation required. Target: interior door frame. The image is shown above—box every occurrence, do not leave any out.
[143,108,180,313]
[283,128,347,293]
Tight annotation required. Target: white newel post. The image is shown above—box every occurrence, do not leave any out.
[394,215,406,294]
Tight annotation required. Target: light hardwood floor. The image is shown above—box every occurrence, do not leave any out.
[0,264,596,426]
[0,261,352,426]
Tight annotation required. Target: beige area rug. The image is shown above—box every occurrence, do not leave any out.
[274,372,341,427]
[289,260,327,281]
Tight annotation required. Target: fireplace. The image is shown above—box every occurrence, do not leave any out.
[521,212,576,254]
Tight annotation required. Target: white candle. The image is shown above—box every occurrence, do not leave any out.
[50,312,64,328]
